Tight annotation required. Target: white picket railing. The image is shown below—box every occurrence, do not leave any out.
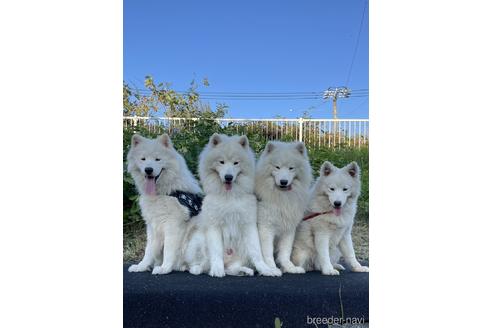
[123,116,369,149]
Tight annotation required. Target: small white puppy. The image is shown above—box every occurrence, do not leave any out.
[292,161,369,275]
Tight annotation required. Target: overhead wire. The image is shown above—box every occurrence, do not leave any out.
[344,0,367,86]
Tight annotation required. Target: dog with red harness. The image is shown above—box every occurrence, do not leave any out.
[291,161,369,275]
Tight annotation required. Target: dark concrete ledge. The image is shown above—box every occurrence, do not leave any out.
[124,263,368,328]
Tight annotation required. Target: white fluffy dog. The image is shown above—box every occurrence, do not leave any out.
[126,134,203,274]
[255,141,312,274]
[291,161,369,275]
[195,133,282,277]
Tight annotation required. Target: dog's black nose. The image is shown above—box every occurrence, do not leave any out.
[224,174,233,182]
[280,179,288,186]
[145,167,153,175]
[334,201,341,208]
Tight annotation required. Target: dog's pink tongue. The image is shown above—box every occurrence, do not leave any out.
[225,183,232,191]
[145,178,157,195]
[334,208,342,216]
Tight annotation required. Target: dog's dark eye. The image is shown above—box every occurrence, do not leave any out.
[275,166,280,169]
[343,188,348,191]
[155,158,161,161]
[289,167,294,170]
[141,157,145,161]
[234,162,239,165]
[330,187,335,191]
[220,161,225,164]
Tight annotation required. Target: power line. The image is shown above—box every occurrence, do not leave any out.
[188,90,299,94]
[199,97,323,100]
[343,97,368,115]
[303,100,329,115]
[129,94,368,101]
[129,93,322,100]
[128,87,368,95]
[345,0,367,86]
[126,87,367,102]
[128,88,322,95]
[194,94,324,98]
[199,93,368,98]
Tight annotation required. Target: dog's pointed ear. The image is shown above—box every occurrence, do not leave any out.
[131,134,144,147]
[209,133,221,146]
[320,161,335,176]
[265,141,275,154]
[239,135,249,148]
[295,142,307,157]
[344,161,360,178]
[157,134,173,148]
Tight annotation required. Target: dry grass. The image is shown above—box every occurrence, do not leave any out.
[124,220,369,263]
[124,225,146,262]
[352,220,369,261]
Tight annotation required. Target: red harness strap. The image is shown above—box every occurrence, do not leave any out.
[302,210,333,221]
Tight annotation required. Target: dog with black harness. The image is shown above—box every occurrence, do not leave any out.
[126,133,204,275]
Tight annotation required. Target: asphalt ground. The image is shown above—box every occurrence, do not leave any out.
[124,262,368,328]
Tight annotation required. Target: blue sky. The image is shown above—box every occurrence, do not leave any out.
[124,0,368,119]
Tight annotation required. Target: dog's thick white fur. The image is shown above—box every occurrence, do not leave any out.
[255,141,312,274]
[191,133,282,277]
[291,161,369,275]
[126,134,202,274]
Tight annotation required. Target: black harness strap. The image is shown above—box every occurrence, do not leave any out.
[169,190,203,218]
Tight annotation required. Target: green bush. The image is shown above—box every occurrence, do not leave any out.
[123,122,369,231]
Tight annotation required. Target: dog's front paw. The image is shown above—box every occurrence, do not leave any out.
[333,263,346,271]
[128,264,149,272]
[322,268,340,275]
[209,265,225,278]
[189,265,203,275]
[239,267,254,276]
[283,265,306,274]
[259,266,282,277]
[352,265,369,273]
[152,265,172,275]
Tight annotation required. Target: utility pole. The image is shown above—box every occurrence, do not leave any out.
[332,97,337,120]
[323,87,351,138]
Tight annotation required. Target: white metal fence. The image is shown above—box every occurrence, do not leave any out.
[123,117,369,149]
